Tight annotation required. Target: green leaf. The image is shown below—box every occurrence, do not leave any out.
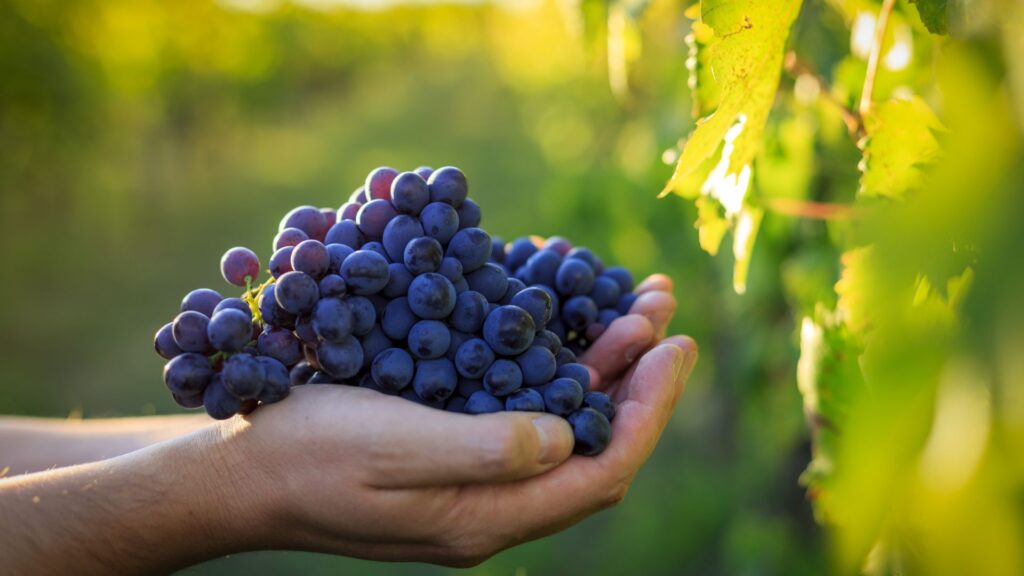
[858,96,944,200]
[662,0,803,196]
[911,0,949,35]
[685,18,720,119]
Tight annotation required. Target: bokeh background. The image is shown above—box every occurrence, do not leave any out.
[5,0,1020,574]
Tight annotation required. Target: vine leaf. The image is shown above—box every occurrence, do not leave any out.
[910,0,949,35]
[663,0,803,293]
[858,96,944,200]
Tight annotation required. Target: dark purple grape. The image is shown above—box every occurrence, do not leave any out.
[347,296,376,335]
[360,325,394,369]
[543,236,573,256]
[446,329,473,362]
[505,237,538,271]
[404,237,443,275]
[419,202,459,245]
[482,305,535,356]
[155,323,183,360]
[449,291,489,333]
[582,391,615,421]
[289,361,316,385]
[617,292,638,315]
[214,298,252,320]
[555,258,596,296]
[172,311,213,353]
[173,390,205,409]
[280,206,329,243]
[274,227,309,250]
[543,377,583,415]
[555,347,576,366]
[533,329,563,355]
[597,308,620,327]
[407,320,450,360]
[291,240,330,279]
[506,388,545,412]
[562,296,598,331]
[325,220,364,249]
[339,201,361,221]
[483,359,523,397]
[390,171,430,215]
[319,274,347,298]
[413,166,434,180]
[490,237,507,264]
[294,315,318,345]
[258,284,296,329]
[516,346,557,386]
[180,289,223,317]
[566,247,604,275]
[317,335,364,379]
[465,263,508,302]
[589,276,621,308]
[465,390,503,414]
[350,186,368,204]
[222,354,265,400]
[446,396,467,413]
[269,246,295,278]
[457,377,484,398]
[207,309,252,353]
[407,273,456,320]
[256,356,291,403]
[454,338,494,379]
[362,241,388,260]
[568,408,611,455]
[308,371,337,384]
[356,199,398,239]
[413,358,457,402]
[456,198,481,229]
[426,166,468,208]
[556,363,591,391]
[438,257,463,283]
[366,167,399,201]
[320,207,337,224]
[203,375,241,420]
[371,347,415,392]
[499,277,526,305]
[453,277,470,293]
[340,250,390,295]
[221,247,261,287]
[312,298,353,343]
[275,271,320,316]
[258,327,303,366]
[446,227,491,273]
[523,250,562,286]
[163,353,214,396]
[326,244,355,275]
[382,215,425,262]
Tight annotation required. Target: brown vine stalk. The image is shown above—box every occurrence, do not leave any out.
[859,0,897,117]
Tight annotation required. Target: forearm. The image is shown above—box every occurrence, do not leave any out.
[0,422,259,575]
[0,415,209,475]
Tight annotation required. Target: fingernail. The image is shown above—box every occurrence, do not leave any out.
[533,415,572,465]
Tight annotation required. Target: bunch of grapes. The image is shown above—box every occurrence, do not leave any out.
[155,166,633,456]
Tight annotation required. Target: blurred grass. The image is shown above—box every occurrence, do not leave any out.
[0,0,825,574]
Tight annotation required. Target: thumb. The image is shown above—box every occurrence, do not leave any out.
[367,410,574,488]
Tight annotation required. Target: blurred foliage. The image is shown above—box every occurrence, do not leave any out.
[0,0,1019,574]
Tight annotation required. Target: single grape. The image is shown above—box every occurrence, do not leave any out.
[456,198,481,229]
[172,311,213,353]
[438,257,463,283]
[465,263,508,302]
[291,239,330,279]
[510,287,554,328]
[413,358,458,403]
[222,354,265,400]
[390,171,430,215]
[340,250,390,295]
[555,347,576,366]
[359,325,393,369]
[464,390,503,414]
[382,214,425,263]
[504,237,538,272]
[366,166,399,201]
[407,319,450,360]
[220,247,261,287]
[213,298,252,320]
[312,297,354,343]
[203,375,242,420]
[446,227,491,273]
[543,377,583,416]
[568,408,612,455]
[532,329,562,355]
[617,292,638,315]
[339,202,361,222]
[207,309,252,353]
[556,363,591,391]
[499,277,526,305]
[325,220,364,249]
[566,247,604,275]
[404,237,444,275]
[589,276,621,308]
[289,361,316,385]
[597,308,621,328]
[407,273,456,320]
[413,166,434,179]
[320,207,337,226]
[446,329,473,362]
[163,353,214,396]
[319,274,347,298]
[274,227,308,250]
[419,202,460,245]
[483,359,523,397]
[256,356,291,403]
[449,290,489,333]
[382,262,414,298]
[482,305,536,356]
[561,296,598,331]
[426,166,468,208]
[346,296,376,335]
[180,288,223,317]
[154,323,183,360]
[522,249,561,286]
[490,236,507,264]
[506,388,545,412]
[356,199,398,239]
[280,206,329,242]
[453,277,470,293]
[269,246,295,278]
[582,391,615,421]
[362,241,388,260]
[350,186,368,204]
[173,390,205,409]
[543,236,573,256]
[454,338,495,379]
[516,346,558,386]
[371,347,415,392]
[317,335,364,379]
[326,244,355,275]
[275,271,320,316]
[258,284,296,328]
[257,327,303,366]
[294,315,318,345]
[555,258,596,296]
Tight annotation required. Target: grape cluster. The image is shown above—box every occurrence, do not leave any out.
[155,166,632,456]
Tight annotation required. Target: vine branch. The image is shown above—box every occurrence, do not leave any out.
[784,52,865,139]
[763,198,863,221]
[859,0,897,117]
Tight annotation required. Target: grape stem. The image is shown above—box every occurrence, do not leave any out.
[783,52,865,139]
[859,0,897,118]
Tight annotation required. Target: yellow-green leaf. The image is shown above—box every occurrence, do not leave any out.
[858,96,943,200]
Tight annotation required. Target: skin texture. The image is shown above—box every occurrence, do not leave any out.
[0,275,696,574]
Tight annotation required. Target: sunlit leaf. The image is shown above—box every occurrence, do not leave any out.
[910,0,949,35]
[695,195,729,255]
[858,96,943,200]
[685,19,720,119]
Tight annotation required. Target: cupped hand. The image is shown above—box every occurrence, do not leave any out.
[216,274,697,566]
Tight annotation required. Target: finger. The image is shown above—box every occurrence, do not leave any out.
[471,343,690,543]
[578,314,654,386]
[365,406,575,489]
[635,273,674,294]
[629,290,677,339]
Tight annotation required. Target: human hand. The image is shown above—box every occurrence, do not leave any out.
[209,274,697,566]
